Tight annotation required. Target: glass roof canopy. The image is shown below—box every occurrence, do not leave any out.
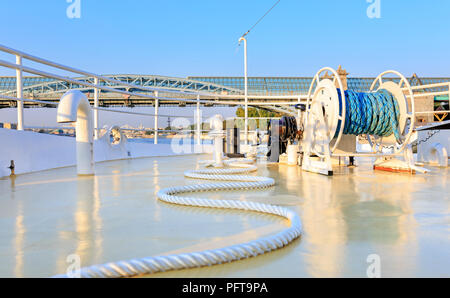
[189,76,450,95]
[1,76,449,96]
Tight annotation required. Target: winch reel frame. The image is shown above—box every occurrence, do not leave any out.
[302,67,416,175]
[301,67,346,175]
[304,67,346,158]
[367,70,415,155]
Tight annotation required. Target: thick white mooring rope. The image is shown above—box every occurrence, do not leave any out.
[55,158,302,278]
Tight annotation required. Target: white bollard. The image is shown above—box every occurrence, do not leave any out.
[210,114,224,167]
[57,90,94,175]
[287,144,298,166]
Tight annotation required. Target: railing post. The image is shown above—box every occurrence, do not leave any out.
[196,94,201,146]
[15,55,24,130]
[94,77,99,139]
[154,91,159,145]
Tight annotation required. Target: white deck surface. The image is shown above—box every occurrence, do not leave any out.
[0,155,449,277]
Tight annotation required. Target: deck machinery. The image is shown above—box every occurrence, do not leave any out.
[296,67,427,175]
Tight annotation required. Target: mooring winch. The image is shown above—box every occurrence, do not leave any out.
[300,67,423,176]
[267,115,301,162]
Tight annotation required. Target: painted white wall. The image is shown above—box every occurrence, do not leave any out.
[0,128,212,177]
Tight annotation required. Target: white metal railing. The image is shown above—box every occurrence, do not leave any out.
[0,58,214,107]
[23,126,264,134]
[403,81,450,121]
[0,45,210,145]
[0,91,201,144]
[405,82,450,99]
[24,126,211,134]
[1,43,449,144]
[0,44,206,97]
[0,44,309,145]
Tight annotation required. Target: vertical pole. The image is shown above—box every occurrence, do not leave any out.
[196,94,201,146]
[154,91,159,145]
[243,38,248,146]
[15,55,24,130]
[94,77,99,139]
[297,96,301,128]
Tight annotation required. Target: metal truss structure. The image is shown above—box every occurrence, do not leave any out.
[189,76,450,96]
[1,74,449,109]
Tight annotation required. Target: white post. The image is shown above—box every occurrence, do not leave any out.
[196,94,201,146]
[15,55,24,130]
[154,92,159,145]
[211,114,224,167]
[239,37,248,145]
[94,77,99,139]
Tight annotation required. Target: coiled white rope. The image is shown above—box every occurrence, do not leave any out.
[54,158,302,278]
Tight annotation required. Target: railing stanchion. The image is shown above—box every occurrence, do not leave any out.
[154,92,159,145]
[94,77,99,139]
[15,55,24,130]
[196,94,201,146]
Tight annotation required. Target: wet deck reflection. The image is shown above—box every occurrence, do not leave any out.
[0,155,448,277]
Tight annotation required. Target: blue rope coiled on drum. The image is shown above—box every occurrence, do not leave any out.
[337,89,401,140]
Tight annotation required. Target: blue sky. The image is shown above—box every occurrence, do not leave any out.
[1,0,450,77]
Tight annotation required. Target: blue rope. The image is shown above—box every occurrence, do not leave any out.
[336,89,400,140]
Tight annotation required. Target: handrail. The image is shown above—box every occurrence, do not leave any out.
[23,126,265,134]
[0,59,309,106]
[0,59,207,104]
[0,93,196,118]
[0,45,308,101]
[0,44,212,97]
[404,82,450,90]
[415,110,450,115]
[0,45,268,134]
[1,43,449,139]
[24,126,211,133]
[402,82,450,98]
[405,91,449,98]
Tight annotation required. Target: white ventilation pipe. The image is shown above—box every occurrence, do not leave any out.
[57,90,94,175]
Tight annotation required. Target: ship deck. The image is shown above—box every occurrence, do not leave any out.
[0,154,448,277]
